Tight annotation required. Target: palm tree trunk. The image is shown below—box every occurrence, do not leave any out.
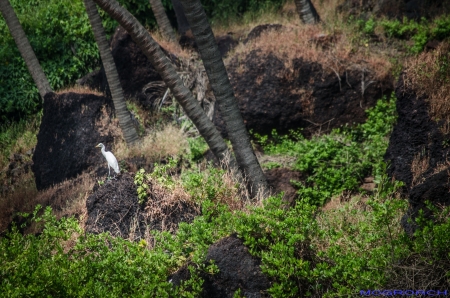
[84,0,139,146]
[171,0,190,35]
[0,0,52,100]
[178,0,269,197]
[294,0,321,24]
[149,0,176,42]
[91,0,233,170]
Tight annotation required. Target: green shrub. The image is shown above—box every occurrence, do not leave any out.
[358,18,376,35]
[259,94,397,206]
[381,15,450,53]
[0,0,286,123]
[0,0,158,123]
[187,137,209,162]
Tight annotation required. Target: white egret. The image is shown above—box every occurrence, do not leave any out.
[95,143,120,179]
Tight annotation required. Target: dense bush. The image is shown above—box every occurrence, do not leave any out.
[0,0,170,123]
[256,94,397,206]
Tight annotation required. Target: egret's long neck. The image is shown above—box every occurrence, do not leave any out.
[101,146,106,156]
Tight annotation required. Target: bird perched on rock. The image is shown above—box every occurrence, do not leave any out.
[95,143,120,179]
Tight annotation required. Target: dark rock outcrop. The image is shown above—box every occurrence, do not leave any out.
[265,168,302,205]
[215,51,393,138]
[337,0,450,20]
[78,26,168,108]
[85,171,199,240]
[171,235,270,297]
[216,34,238,58]
[85,173,146,240]
[32,92,118,190]
[109,26,164,98]
[385,73,450,233]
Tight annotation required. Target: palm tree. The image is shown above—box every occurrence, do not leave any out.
[91,0,233,171]
[178,0,269,196]
[294,0,321,24]
[83,0,139,145]
[149,0,176,42]
[171,0,190,35]
[0,0,52,100]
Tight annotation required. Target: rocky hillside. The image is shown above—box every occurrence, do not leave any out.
[0,0,449,296]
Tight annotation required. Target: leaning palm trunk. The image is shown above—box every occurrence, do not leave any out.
[0,0,52,100]
[92,0,234,170]
[294,0,321,24]
[149,0,176,42]
[171,0,190,35]
[84,0,139,146]
[179,0,269,197]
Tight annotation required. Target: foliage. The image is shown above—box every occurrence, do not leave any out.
[380,15,450,53]
[187,137,209,163]
[235,195,319,297]
[0,0,286,123]
[0,112,40,168]
[0,0,157,123]
[134,158,178,204]
[2,106,450,297]
[354,14,450,54]
[134,168,149,204]
[358,17,376,35]
[0,205,174,297]
[318,174,408,296]
[258,94,397,206]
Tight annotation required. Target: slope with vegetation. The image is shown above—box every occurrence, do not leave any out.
[0,0,449,296]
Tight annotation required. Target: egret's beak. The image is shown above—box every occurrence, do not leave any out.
[95,144,100,148]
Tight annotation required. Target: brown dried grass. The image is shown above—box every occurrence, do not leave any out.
[314,190,405,254]
[0,172,94,235]
[215,0,391,83]
[114,123,189,161]
[55,85,103,96]
[385,253,450,290]
[150,29,192,60]
[0,172,37,234]
[143,178,198,234]
[132,156,267,247]
[227,23,391,82]
[403,44,450,134]
[410,151,430,187]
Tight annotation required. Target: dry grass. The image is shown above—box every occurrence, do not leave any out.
[0,172,38,234]
[403,44,450,134]
[410,151,430,187]
[114,123,189,162]
[143,178,198,234]
[0,115,40,170]
[258,154,297,169]
[227,23,391,82]
[212,0,391,82]
[125,156,255,247]
[55,85,104,96]
[0,172,94,234]
[150,29,192,60]
[385,252,450,290]
[95,105,122,138]
[433,160,449,175]
[314,190,405,254]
